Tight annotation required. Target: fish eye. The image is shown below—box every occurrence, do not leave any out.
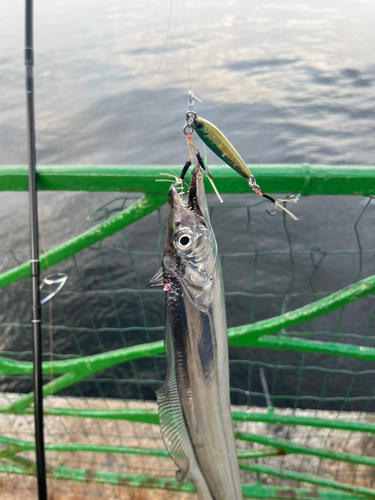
[175,230,194,250]
[195,122,203,130]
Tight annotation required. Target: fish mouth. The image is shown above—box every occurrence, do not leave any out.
[168,183,185,209]
[189,165,210,222]
[166,183,190,240]
[166,166,210,242]
[168,183,187,223]
[187,166,204,218]
[168,166,205,217]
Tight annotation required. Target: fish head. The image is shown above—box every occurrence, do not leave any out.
[163,167,216,308]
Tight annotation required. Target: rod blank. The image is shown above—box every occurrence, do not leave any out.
[25,0,48,498]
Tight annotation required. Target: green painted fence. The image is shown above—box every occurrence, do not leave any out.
[0,164,375,499]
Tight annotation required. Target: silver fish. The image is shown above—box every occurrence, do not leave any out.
[150,166,242,500]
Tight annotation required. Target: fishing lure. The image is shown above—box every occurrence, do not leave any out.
[193,116,298,219]
[182,91,298,220]
[193,116,251,181]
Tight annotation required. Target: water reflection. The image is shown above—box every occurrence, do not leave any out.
[1,0,375,164]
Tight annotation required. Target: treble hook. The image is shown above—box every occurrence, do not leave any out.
[250,175,298,220]
[266,195,298,220]
[262,193,277,216]
[250,180,277,215]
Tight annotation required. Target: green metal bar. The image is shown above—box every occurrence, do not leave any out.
[1,164,375,195]
[0,340,164,376]
[1,329,375,382]
[0,406,372,436]
[0,194,165,289]
[0,343,166,413]
[6,372,81,413]
[0,435,170,458]
[35,406,161,424]
[235,430,375,467]
[228,273,375,343]
[253,335,375,360]
[0,329,375,384]
[232,410,375,434]
[0,461,369,500]
[4,454,37,470]
[0,434,279,460]
[239,463,375,498]
[243,485,370,500]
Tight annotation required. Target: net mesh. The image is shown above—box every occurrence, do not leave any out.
[0,190,375,498]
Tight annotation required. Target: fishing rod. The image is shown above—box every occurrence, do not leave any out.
[25,0,48,498]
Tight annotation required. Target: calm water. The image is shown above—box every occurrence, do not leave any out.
[2,0,375,166]
[1,0,375,410]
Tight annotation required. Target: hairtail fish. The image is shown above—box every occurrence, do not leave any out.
[149,165,243,499]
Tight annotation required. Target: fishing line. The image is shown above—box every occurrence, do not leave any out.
[181,1,223,202]
[180,12,224,206]
[38,215,57,487]
[156,0,174,75]
[113,0,173,81]
[37,218,54,396]
[181,0,192,90]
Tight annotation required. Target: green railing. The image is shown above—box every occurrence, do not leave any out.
[1,164,375,499]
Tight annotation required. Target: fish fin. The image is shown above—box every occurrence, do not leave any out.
[156,317,191,482]
[147,267,164,287]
